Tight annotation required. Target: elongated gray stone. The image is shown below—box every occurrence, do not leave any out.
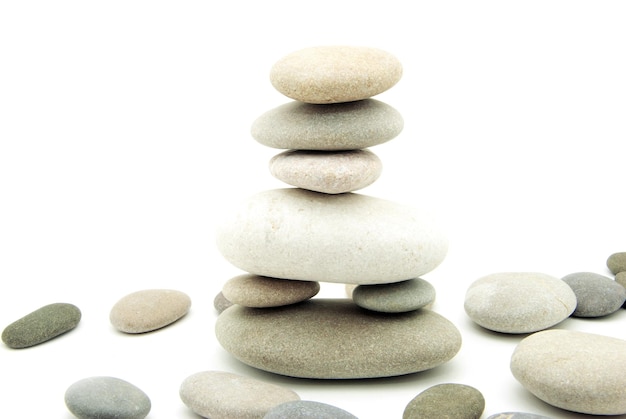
[403,383,485,419]
[110,289,191,333]
[215,299,461,379]
[264,400,358,419]
[2,302,81,349]
[222,274,320,308]
[352,278,435,313]
[251,99,403,150]
[216,188,448,285]
[561,271,626,317]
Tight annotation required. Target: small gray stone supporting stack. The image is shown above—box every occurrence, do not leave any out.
[215,46,461,379]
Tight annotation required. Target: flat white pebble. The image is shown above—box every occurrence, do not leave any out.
[109,289,191,333]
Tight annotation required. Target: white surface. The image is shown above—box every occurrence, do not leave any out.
[1,1,625,418]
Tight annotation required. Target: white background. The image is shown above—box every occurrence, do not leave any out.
[1,1,626,418]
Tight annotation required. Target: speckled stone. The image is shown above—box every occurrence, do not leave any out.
[263,400,358,419]
[403,383,485,419]
[251,99,403,151]
[179,370,299,419]
[109,289,191,333]
[352,278,435,313]
[215,299,461,379]
[222,274,320,308]
[65,376,151,419]
[269,149,382,194]
[270,46,402,104]
[214,291,234,314]
[511,329,626,415]
[615,271,626,289]
[487,413,552,419]
[607,252,626,274]
[464,272,576,333]
[216,188,448,285]
[561,272,626,317]
[2,302,81,349]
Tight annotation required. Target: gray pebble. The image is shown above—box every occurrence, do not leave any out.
[607,252,626,274]
[352,278,435,313]
[562,272,626,317]
[214,291,233,314]
[403,383,485,419]
[487,413,552,419]
[65,376,151,419]
[222,274,320,308]
[615,271,626,290]
[264,400,358,419]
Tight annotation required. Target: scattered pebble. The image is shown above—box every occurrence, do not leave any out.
[214,291,234,314]
[607,252,626,274]
[222,274,320,308]
[403,383,485,419]
[263,400,358,419]
[352,278,435,313]
[109,289,191,333]
[2,302,81,349]
[561,271,626,317]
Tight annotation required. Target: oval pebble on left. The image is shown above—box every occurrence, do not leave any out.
[2,302,81,349]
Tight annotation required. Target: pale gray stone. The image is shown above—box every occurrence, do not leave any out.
[251,99,403,150]
[269,149,382,194]
[264,400,357,419]
[487,413,552,419]
[270,46,402,104]
[464,272,576,333]
[615,271,626,289]
[561,271,626,317]
[403,383,485,419]
[109,289,191,333]
[607,252,626,274]
[215,299,461,379]
[511,329,626,415]
[216,188,448,285]
[179,370,299,419]
[65,376,150,419]
[352,278,435,313]
[214,291,233,314]
[222,274,320,308]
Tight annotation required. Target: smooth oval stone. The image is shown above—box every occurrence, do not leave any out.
[464,272,576,334]
[561,271,626,317]
[65,376,151,419]
[270,46,402,104]
[215,299,461,379]
[487,413,552,419]
[251,99,403,151]
[269,149,382,194]
[222,274,320,308]
[352,278,435,313]
[216,188,448,285]
[214,291,233,314]
[109,289,191,333]
[615,271,626,289]
[2,302,81,349]
[179,370,299,419]
[510,329,626,415]
[403,383,485,419]
[607,252,626,274]
[264,400,357,419]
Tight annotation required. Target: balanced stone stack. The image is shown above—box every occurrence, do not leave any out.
[215,46,461,379]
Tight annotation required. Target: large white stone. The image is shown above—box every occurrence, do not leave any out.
[216,188,447,285]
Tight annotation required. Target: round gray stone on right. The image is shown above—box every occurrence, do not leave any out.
[352,278,435,313]
[607,252,626,274]
[487,413,552,419]
[403,383,485,419]
[561,272,626,317]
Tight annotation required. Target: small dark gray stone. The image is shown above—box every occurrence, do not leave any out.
[487,413,552,419]
[352,278,435,313]
[2,302,81,349]
[263,400,358,419]
[214,291,233,314]
[65,376,151,419]
[607,252,626,274]
[403,383,485,419]
[562,272,626,317]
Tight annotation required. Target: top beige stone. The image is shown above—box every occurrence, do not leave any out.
[270,46,402,104]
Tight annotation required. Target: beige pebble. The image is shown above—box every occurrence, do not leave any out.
[110,289,191,333]
[222,274,320,308]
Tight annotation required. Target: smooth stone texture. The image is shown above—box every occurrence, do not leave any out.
[607,251,626,274]
[270,46,402,104]
[215,299,461,379]
[403,383,485,419]
[110,289,191,333]
[2,302,81,349]
[65,376,151,419]
[264,400,357,419]
[561,271,626,317]
[216,188,448,285]
[179,370,299,419]
[269,149,382,194]
[510,329,626,415]
[352,278,435,313]
[615,271,626,289]
[487,413,552,419]
[251,99,403,151]
[222,274,320,308]
[214,291,233,314]
[464,272,576,333]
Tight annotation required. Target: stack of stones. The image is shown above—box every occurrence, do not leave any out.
[215,46,461,379]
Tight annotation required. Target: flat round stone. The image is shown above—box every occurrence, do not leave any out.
[510,329,626,415]
[264,400,357,419]
[251,99,403,150]
[214,291,233,314]
[222,274,320,308]
[486,413,552,419]
[2,302,81,349]
[216,188,448,285]
[352,278,435,313]
[607,252,626,274]
[269,149,382,194]
[403,383,485,419]
[109,289,191,333]
[464,272,576,333]
[561,272,626,317]
[65,376,151,419]
[270,46,402,104]
[179,370,299,419]
[215,299,461,379]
